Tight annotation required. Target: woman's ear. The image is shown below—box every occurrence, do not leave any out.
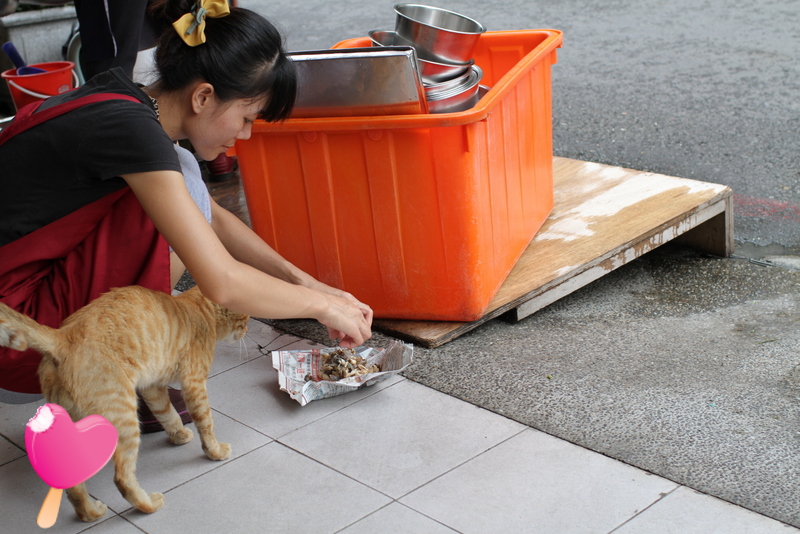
[191,82,216,114]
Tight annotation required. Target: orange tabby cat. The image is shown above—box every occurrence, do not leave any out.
[0,285,249,521]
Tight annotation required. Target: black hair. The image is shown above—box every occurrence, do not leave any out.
[152,0,296,121]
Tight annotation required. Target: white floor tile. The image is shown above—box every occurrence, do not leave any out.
[243,319,285,348]
[0,398,45,449]
[0,434,24,465]
[613,486,800,534]
[400,428,678,534]
[124,441,391,534]
[208,319,277,378]
[279,380,527,499]
[85,410,272,514]
[262,335,327,352]
[209,320,313,379]
[207,351,403,439]
[0,455,123,534]
[340,502,458,534]
[80,515,148,533]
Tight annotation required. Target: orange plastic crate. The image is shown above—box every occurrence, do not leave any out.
[236,30,563,321]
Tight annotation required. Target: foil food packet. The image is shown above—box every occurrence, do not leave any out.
[272,340,414,406]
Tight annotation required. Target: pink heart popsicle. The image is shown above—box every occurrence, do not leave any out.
[25,403,118,528]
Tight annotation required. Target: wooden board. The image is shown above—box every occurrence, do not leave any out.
[373,157,733,348]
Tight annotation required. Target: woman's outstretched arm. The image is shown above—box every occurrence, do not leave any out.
[123,169,372,347]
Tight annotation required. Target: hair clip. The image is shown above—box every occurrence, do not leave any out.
[172,0,230,47]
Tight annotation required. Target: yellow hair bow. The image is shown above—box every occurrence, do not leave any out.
[172,0,230,47]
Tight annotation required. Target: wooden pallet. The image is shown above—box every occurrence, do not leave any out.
[372,157,733,348]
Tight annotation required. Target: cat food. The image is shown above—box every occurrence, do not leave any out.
[272,341,414,406]
[314,348,380,382]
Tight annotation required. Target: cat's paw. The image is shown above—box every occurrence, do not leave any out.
[76,499,107,522]
[205,442,231,461]
[168,426,193,445]
[137,492,165,514]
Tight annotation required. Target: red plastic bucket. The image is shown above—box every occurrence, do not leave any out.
[1,61,77,111]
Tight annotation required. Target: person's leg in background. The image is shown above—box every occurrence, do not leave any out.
[73,0,153,81]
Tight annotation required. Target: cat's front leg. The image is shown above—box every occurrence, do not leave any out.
[139,385,193,445]
[65,483,107,522]
[203,440,231,461]
[181,380,231,460]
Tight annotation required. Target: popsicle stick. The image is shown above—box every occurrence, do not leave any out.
[37,486,62,529]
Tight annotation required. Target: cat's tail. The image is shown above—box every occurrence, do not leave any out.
[0,302,58,355]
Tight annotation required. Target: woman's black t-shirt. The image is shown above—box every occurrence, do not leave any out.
[0,68,181,247]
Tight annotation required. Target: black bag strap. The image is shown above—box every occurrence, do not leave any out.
[0,93,140,147]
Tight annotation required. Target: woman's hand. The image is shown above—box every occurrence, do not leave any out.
[314,291,373,348]
[300,275,373,320]
[295,274,374,346]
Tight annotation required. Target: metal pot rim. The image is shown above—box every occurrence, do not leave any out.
[425,65,483,101]
[393,3,488,35]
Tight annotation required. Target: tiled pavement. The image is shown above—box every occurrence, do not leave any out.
[1,319,797,533]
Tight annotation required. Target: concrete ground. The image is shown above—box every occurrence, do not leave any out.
[402,245,800,528]
[1,321,796,534]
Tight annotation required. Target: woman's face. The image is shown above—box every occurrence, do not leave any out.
[189,94,264,161]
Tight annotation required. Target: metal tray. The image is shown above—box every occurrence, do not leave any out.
[288,46,428,118]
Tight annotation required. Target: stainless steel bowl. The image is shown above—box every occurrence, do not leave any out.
[369,29,414,48]
[422,63,474,94]
[425,65,484,114]
[369,29,473,84]
[394,4,486,65]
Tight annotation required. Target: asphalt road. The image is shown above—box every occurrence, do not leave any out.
[244,0,800,251]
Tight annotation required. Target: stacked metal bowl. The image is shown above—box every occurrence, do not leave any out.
[370,4,488,113]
